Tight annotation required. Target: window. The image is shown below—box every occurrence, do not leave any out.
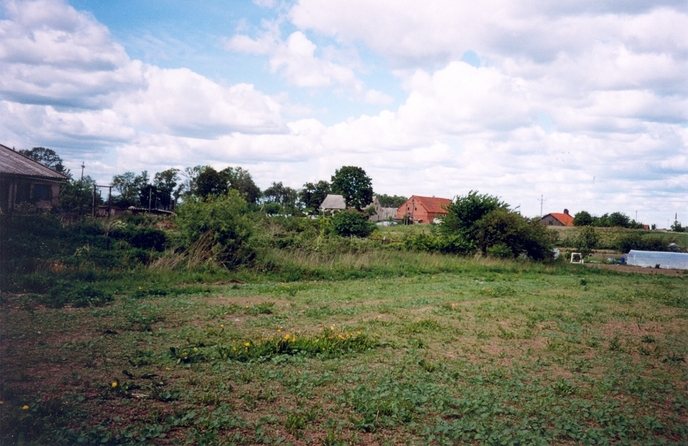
[33,184,52,201]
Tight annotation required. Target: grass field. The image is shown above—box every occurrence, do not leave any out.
[2,260,687,445]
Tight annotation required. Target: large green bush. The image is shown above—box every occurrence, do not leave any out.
[331,210,375,237]
[175,190,255,266]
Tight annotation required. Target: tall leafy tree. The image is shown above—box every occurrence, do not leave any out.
[331,166,373,211]
[195,167,228,198]
[299,180,331,213]
[221,167,261,204]
[573,210,593,226]
[375,194,407,208]
[18,147,70,176]
[153,168,180,210]
[440,191,507,238]
[262,181,298,213]
[112,171,149,207]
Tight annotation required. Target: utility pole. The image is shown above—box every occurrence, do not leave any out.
[80,162,85,181]
[539,195,546,217]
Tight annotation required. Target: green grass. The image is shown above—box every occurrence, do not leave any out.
[1,260,687,445]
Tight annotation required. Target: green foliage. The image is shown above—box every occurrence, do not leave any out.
[436,192,553,260]
[440,191,507,238]
[43,281,113,308]
[110,225,167,251]
[671,220,685,232]
[375,194,407,208]
[573,210,593,226]
[299,180,331,214]
[615,233,674,253]
[475,209,554,260]
[331,166,373,210]
[331,210,375,238]
[59,177,100,214]
[576,226,599,257]
[111,171,149,208]
[175,190,254,266]
[262,181,298,214]
[18,147,69,176]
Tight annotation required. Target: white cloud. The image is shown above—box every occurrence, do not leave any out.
[226,29,362,90]
[364,89,393,105]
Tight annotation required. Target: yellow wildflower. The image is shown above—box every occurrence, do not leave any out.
[338,334,345,339]
[220,324,224,328]
[291,337,296,342]
[193,347,198,351]
[22,405,29,410]
[165,367,170,370]
[111,381,118,388]
[244,342,250,347]
[277,329,281,332]
[284,334,290,340]
[357,331,361,335]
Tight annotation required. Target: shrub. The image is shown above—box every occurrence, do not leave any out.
[615,233,672,253]
[175,190,254,267]
[474,209,554,260]
[576,226,599,257]
[331,210,375,238]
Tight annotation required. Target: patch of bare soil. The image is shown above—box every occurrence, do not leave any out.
[585,263,687,276]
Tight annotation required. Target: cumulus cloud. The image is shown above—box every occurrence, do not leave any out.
[2,0,687,225]
[226,28,362,91]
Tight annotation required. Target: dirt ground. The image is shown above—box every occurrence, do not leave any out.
[584,263,687,276]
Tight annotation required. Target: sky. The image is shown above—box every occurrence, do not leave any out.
[1,0,687,227]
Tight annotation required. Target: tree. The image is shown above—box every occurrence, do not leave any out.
[112,171,149,207]
[221,167,261,204]
[175,190,254,267]
[474,209,554,260]
[154,168,180,210]
[195,167,227,198]
[671,220,685,233]
[375,194,407,208]
[59,176,99,214]
[608,212,630,228]
[576,226,599,257]
[573,210,593,226]
[262,182,298,214]
[18,147,70,176]
[331,210,375,237]
[299,181,331,213]
[439,191,507,238]
[331,166,373,211]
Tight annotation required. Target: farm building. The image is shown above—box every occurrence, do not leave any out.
[368,196,397,222]
[0,143,69,212]
[396,195,452,224]
[626,250,688,270]
[319,194,346,214]
[540,209,574,226]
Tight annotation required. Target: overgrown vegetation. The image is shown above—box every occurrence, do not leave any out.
[2,184,688,444]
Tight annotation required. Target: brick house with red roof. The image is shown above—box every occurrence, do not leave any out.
[396,195,452,224]
[540,209,574,226]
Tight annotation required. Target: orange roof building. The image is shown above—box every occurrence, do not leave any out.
[396,195,452,224]
[540,209,574,226]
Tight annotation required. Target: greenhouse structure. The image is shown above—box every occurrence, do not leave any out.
[626,250,688,270]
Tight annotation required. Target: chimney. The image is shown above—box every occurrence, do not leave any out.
[563,209,569,215]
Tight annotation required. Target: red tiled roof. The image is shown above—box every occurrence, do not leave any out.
[410,196,452,214]
[549,212,574,226]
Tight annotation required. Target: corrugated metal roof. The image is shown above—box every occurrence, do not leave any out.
[0,144,69,180]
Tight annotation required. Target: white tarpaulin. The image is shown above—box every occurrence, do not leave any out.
[626,250,688,270]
